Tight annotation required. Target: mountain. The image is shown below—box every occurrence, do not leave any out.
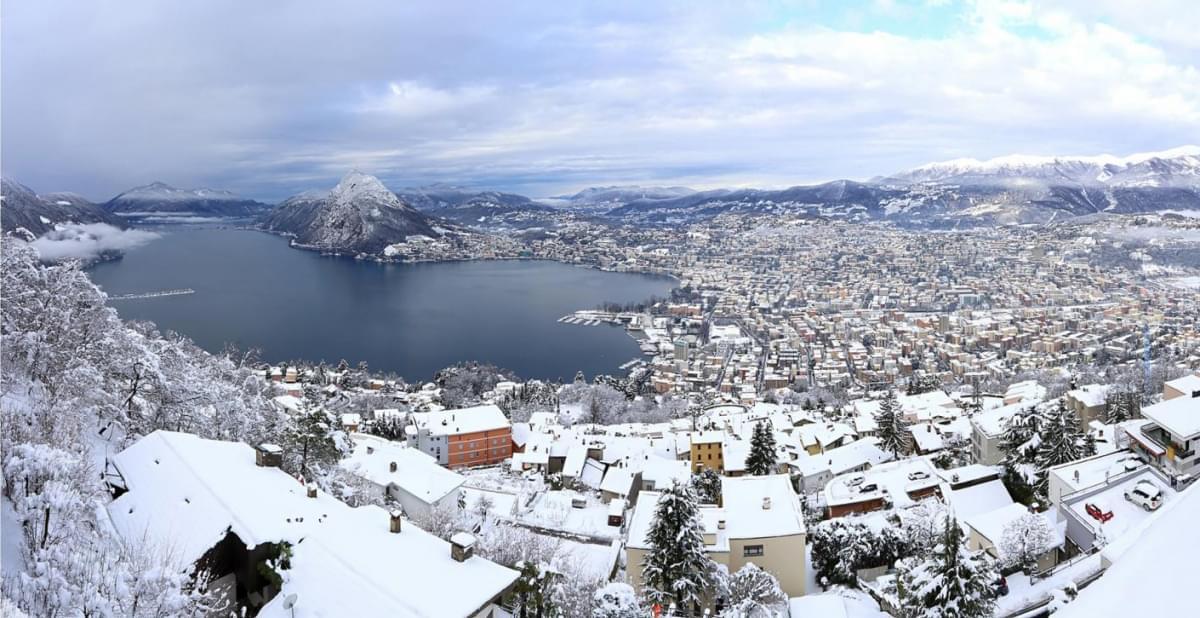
[104,181,268,217]
[604,181,900,223]
[551,185,699,211]
[397,184,560,228]
[599,147,1200,226]
[881,145,1200,188]
[1,177,128,236]
[260,171,444,254]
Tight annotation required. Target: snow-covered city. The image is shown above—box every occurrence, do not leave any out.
[4,1,1200,617]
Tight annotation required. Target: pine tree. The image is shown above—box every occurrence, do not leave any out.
[641,481,718,611]
[999,406,1040,465]
[689,467,723,504]
[1105,390,1139,424]
[895,517,998,618]
[744,420,777,475]
[1033,400,1086,498]
[874,390,910,457]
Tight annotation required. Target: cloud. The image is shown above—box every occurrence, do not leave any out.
[1,0,1196,200]
[30,223,159,262]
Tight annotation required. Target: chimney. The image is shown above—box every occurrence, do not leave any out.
[390,461,398,473]
[717,519,726,530]
[255,444,283,467]
[762,497,772,510]
[389,509,403,533]
[366,446,375,455]
[306,483,317,498]
[450,532,476,562]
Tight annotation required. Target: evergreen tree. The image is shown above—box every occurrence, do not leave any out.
[874,390,910,457]
[511,561,556,618]
[999,406,1040,465]
[1033,400,1086,498]
[895,517,998,618]
[641,481,718,611]
[1105,390,1139,424]
[689,467,723,504]
[744,420,777,475]
[284,404,345,479]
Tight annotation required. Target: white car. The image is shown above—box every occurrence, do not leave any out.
[1124,480,1163,511]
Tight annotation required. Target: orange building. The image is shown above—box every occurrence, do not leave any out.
[407,404,513,469]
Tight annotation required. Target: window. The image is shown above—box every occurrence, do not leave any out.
[743,545,764,557]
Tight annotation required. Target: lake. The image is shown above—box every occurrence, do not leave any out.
[87,227,675,382]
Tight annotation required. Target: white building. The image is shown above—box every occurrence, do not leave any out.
[340,433,465,520]
[105,431,517,617]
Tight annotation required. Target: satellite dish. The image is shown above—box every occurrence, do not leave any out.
[282,594,298,610]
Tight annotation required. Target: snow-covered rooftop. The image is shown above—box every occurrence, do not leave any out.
[413,404,510,436]
[107,431,517,618]
[721,474,806,539]
[340,433,464,503]
[1141,396,1200,439]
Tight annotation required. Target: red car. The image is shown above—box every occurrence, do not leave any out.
[1085,502,1114,523]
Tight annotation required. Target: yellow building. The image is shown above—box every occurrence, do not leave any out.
[690,431,725,473]
[626,475,807,602]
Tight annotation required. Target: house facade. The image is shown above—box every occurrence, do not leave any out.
[407,405,513,468]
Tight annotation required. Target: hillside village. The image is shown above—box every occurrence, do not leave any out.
[100,355,1200,616]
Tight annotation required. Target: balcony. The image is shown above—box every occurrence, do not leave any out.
[1140,424,1196,461]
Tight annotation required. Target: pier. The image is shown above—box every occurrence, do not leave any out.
[107,288,195,301]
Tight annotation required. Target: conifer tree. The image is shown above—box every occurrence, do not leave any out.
[895,517,998,618]
[874,390,910,457]
[744,420,777,475]
[641,481,718,612]
[689,467,723,504]
[1033,400,1086,497]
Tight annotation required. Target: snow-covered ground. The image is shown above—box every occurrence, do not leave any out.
[1,497,26,577]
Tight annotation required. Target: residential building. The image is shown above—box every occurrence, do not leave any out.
[407,404,513,468]
[691,431,724,473]
[340,433,465,520]
[1120,396,1200,478]
[104,431,517,617]
[625,475,807,601]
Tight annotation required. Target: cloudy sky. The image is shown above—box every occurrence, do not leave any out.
[3,0,1197,202]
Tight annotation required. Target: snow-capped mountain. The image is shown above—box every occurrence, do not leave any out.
[396,183,559,227]
[551,185,700,211]
[882,145,1200,188]
[599,147,1200,227]
[105,181,268,217]
[1,177,128,236]
[260,171,444,254]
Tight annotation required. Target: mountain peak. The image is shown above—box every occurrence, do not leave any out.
[331,171,400,206]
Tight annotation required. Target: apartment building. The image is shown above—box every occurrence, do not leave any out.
[626,475,807,601]
[406,404,513,469]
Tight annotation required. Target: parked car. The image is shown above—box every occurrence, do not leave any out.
[846,475,865,487]
[907,470,930,481]
[858,483,879,493]
[1124,480,1163,511]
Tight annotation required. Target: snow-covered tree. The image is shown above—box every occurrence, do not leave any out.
[874,390,910,457]
[690,467,723,505]
[999,406,1040,465]
[744,420,778,476]
[510,560,556,618]
[999,512,1055,574]
[1033,400,1088,497]
[641,481,719,611]
[592,582,642,618]
[1104,389,1139,424]
[894,517,998,618]
[283,404,347,480]
[719,563,787,617]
